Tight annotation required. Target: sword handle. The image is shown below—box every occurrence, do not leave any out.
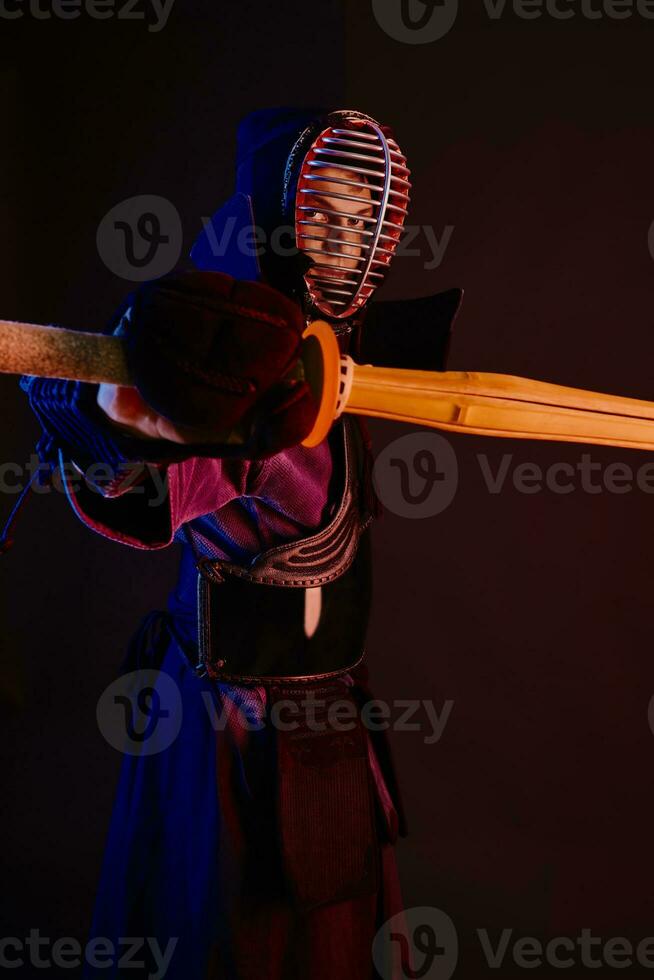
[0,316,341,445]
[7,316,654,454]
[0,319,131,386]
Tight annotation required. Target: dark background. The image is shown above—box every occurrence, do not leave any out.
[1,1,654,976]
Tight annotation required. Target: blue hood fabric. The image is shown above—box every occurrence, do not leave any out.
[191,107,327,295]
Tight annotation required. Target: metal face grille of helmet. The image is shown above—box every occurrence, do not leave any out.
[294,114,411,321]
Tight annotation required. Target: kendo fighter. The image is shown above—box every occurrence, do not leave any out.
[18,107,449,980]
[13,105,653,979]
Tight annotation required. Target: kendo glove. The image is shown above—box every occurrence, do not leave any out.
[115,269,320,459]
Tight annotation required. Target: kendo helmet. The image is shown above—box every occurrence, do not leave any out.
[191,107,410,336]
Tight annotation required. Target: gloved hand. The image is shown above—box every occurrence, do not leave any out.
[102,269,319,459]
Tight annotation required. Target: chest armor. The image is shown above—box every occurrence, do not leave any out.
[191,416,374,684]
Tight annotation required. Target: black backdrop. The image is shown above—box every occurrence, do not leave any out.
[1,2,654,976]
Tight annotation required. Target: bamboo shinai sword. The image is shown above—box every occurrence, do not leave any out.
[3,316,654,453]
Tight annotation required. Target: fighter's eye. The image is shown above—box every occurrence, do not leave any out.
[305,210,328,222]
[346,217,365,229]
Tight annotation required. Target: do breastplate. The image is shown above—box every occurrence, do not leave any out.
[192,416,374,684]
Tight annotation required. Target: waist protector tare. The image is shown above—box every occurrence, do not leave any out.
[193,417,373,684]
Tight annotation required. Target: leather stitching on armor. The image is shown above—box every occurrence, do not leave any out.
[200,417,360,587]
[194,415,372,682]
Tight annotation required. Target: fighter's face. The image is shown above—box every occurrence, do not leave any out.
[297,165,374,275]
[292,116,410,319]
